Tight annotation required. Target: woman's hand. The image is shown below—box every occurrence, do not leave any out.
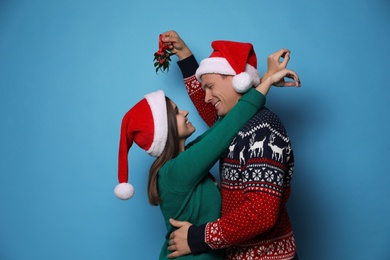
[261,49,296,87]
[256,68,301,96]
[270,68,301,87]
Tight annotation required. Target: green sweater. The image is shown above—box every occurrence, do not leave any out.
[157,88,265,259]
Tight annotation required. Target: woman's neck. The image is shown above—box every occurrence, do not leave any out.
[179,139,186,153]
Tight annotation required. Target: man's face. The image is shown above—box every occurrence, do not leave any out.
[201,74,242,117]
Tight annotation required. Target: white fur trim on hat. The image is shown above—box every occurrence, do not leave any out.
[144,90,168,157]
[114,182,134,200]
[195,57,236,82]
[196,58,260,93]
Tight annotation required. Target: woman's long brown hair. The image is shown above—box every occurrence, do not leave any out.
[148,97,181,205]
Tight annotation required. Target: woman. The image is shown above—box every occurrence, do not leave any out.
[114,68,300,259]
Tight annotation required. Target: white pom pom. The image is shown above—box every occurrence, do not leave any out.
[114,183,134,200]
[232,72,253,93]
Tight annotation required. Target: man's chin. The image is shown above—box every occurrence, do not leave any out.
[217,110,226,117]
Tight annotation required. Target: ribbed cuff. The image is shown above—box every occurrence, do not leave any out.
[177,54,199,78]
[187,224,212,254]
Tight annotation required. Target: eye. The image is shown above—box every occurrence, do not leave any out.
[204,84,213,90]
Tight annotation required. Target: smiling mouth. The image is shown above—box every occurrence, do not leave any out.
[214,101,221,109]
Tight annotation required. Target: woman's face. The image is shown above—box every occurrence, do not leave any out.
[170,100,195,140]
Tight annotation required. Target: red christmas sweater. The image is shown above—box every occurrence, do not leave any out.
[177,55,297,260]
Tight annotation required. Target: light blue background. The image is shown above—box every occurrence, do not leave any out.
[1,1,389,259]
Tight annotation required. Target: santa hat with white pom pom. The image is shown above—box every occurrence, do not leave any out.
[114,90,167,200]
[195,40,260,93]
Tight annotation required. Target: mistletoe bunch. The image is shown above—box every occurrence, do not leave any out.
[153,34,173,73]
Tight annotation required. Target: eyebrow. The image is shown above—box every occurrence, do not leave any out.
[203,83,213,89]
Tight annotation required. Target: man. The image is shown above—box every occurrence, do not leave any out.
[161,31,300,260]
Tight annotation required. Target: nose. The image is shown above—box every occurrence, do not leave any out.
[180,110,189,117]
[204,89,212,103]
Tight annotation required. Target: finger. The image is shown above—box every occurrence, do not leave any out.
[162,34,177,44]
[289,71,300,84]
[295,78,301,87]
[291,75,301,87]
[285,71,301,87]
[281,48,291,57]
[162,30,177,37]
[280,52,290,68]
[273,81,286,87]
[169,232,175,240]
[169,218,182,228]
[168,252,178,259]
[162,38,176,46]
[281,82,298,87]
[274,80,298,87]
[169,218,177,226]
[161,32,171,41]
[273,48,290,59]
[167,244,176,252]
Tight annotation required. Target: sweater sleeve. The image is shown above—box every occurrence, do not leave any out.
[177,55,217,127]
[160,88,266,193]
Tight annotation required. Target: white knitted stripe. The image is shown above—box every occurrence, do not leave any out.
[238,122,290,143]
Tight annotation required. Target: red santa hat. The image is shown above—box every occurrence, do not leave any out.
[114,90,168,200]
[195,40,260,93]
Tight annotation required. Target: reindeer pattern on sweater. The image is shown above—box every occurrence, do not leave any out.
[222,107,293,191]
